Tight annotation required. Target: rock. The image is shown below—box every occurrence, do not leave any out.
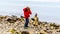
[38,31,47,34]
[6,18,16,23]
[15,32,21,34]
[16,18,21,21]
[20,16,25,22]
[8,28,16,34]
[21,31,29,34]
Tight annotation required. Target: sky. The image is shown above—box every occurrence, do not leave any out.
[0,0,60,24]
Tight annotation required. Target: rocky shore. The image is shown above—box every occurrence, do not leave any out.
[0,15,60,34]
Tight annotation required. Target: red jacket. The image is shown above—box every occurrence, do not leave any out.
[23,8,32,18]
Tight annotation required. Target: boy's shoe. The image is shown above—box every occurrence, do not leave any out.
[26,26,28,27]
[24,26,28,29]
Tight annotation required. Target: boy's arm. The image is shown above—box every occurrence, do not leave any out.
[29,9,32,14]
[23,8,26,11]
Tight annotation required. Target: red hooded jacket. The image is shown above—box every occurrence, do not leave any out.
[23,8,32,18]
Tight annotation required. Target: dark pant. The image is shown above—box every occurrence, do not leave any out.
[24,18,29,27]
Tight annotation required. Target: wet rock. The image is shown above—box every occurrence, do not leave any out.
[6,18,16,23]
[21,31,29,34]
[8,28,16,34]
[15,32,21,34]
[16,18,21,21]
[20,16,25,22]
[6,15,18,23]
[56,29,60,32]
[38,31,47,34]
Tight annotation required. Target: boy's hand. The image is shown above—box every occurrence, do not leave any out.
[21,16,24,18]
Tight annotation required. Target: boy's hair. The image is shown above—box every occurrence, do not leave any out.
[26,7,30,10]
[25,6,30,12]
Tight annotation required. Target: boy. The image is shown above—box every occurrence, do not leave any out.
[23,7,32,28]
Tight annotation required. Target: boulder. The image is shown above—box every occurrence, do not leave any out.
[21,31,29,34]
[6,18,16,23]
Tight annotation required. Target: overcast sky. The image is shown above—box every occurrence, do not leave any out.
[0,0,60,24]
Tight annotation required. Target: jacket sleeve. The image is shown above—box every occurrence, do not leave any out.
[23,8,26,11]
